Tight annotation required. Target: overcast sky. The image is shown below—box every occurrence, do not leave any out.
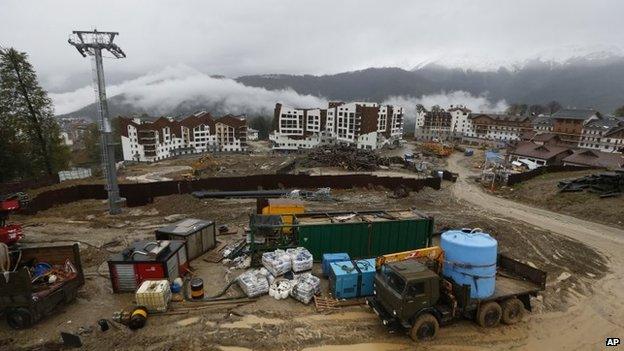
[1,0,622,93]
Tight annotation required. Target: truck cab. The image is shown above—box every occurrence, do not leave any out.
[374,261,439,325]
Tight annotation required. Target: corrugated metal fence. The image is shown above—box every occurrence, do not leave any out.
[23,174,441,214]
[506,165,594,186]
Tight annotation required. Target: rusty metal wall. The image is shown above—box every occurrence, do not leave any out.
[23,174,441,214]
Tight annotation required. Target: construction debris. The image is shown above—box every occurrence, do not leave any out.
[301,145,388,171]
[558,172,624,198]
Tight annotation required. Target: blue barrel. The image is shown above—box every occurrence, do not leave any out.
[441,229,497,299]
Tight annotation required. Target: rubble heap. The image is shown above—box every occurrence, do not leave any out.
[558,171,624,198]
[302,145,388,171]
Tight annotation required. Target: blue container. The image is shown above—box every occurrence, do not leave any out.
[329,258,376,299]
[441,229,497,299]
[354,258,376,296]
[322,253,350,277]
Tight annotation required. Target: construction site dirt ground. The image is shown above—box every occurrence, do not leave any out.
[2,151,623,350]
[492,169,624,229]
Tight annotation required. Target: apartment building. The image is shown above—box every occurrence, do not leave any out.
[533,115,554,133]
[119,112,247,162]
[551,109,600,144]
[414,106,474,141]
[578,116,624,153]
[269,101,404,151]
[470,114,533,142]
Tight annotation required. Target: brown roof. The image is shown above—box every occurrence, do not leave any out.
[510,141,572,160]
[562,149,624,169]
[216,115,247,128]
[532,133,561,143]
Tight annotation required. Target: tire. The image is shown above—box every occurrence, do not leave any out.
[409,313,439,342]
[477,301,502,328]
[6,308,33,329]
[501,298,525,325]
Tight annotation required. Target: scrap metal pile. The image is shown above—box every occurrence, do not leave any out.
[302,145,389,171]
[558,171,624,198]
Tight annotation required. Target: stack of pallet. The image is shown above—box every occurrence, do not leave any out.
[558,172,624,198]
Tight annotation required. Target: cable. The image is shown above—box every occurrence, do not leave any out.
[0,243,10,273]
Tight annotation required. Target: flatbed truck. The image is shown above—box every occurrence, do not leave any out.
[367,249,546,341]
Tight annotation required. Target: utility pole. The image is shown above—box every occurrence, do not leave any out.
[68,30,125,214]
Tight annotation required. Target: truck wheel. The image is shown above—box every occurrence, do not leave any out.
[501,298,525,325]
[409,313,439,342]
[477,301,502,328]
[6,308,33,329]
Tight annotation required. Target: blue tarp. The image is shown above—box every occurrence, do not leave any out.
[485,150,503,164]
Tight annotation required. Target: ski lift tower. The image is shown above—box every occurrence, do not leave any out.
[68,30,125,214]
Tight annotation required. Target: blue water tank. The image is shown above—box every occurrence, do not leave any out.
[441,229,497,299]
[322,253,350,277]
[329,258,376,299]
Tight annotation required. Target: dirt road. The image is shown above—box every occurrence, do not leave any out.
[447,153,624,350]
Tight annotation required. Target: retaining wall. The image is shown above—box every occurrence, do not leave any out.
[23,174,441,214]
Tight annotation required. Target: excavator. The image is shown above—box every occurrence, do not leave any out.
[182,154,218,180]
[422,142,454,157]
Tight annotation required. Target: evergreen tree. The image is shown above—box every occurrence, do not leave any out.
[0,47,69,181]
[614,105,624,117]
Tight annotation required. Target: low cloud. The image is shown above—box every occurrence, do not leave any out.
[50,65,327,116]
[384,91,508,120]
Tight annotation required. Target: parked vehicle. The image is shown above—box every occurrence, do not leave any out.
[366,246,546,341]
[0,243,84,329]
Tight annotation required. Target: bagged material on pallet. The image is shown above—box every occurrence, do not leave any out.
[268,279,294,300]
[290,273,321,304]
[286,247,313,272]
[262,249,291,277]
[237,269,270,297]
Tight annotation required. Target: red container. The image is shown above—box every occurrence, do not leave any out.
[0,224,23,246]
[107,240,188,293]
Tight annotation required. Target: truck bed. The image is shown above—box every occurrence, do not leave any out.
[489,275,540,300]
[482,254,546,302]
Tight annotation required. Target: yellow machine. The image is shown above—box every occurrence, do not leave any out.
[262,199,305,234]
[183,154,218,180]
[375,246,444,272]
[422,142,454,157]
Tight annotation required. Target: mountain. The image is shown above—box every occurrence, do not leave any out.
[237,57,624,113]
[57,56,624,120]
[56,95,263,120]
[236,68,439,102]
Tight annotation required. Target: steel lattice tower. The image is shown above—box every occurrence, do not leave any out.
[68,30,126,214]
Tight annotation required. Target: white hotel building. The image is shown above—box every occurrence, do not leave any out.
[120,112,248,162]
[269,101,404,151]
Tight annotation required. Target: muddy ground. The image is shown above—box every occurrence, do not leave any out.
[493,169,624,229]
[2,175,610,350]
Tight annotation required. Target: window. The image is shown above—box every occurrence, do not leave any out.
[382,266,406,294]
[406,282,425,297]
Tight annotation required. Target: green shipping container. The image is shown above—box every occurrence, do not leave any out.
[295,210,433,260]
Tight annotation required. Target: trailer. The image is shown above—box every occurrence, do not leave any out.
[367,248,546,342]
[0,243,84,329]
[247,209,434,261]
